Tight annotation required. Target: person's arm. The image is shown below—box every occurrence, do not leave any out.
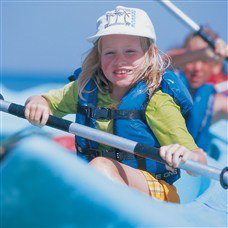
[42,81,78,117]
[167,47,222,69]
[167,38,227,69]
[146,91,207,175]
[25,81,78,126]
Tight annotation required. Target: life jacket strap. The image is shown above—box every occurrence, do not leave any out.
[77,146,179,181]
[77,104,143,120]
[136,156,147,170]
[77,146,135,161]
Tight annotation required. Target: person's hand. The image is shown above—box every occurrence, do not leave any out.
[214,38,228,58]
[24,96,51,127]
[160,144,207,175]
[160,144,198,169]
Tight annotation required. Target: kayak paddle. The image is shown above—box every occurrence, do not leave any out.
[158,0,227,61]
[0,95,227,189]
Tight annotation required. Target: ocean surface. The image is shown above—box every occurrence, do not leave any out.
[2,73,68,91]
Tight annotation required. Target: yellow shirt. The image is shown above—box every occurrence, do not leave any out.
[43,81,197,150]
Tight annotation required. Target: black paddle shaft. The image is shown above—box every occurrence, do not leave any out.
[195,27,215,49]
[196,28,228,61]
[8,103,72,132]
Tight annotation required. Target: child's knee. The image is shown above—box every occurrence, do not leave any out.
[90,157,113,170]
[89,157,118,177]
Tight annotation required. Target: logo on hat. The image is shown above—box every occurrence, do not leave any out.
[105,8,136,29]
[87,6,156,43]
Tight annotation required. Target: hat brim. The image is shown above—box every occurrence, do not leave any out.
[87,25,156,44]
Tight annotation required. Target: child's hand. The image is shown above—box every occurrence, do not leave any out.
[160,144,198,169]
[25,96,51,127]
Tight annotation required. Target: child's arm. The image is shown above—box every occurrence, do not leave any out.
[146,91,207,176]
[25,95,52,127]
[24,81,78,126]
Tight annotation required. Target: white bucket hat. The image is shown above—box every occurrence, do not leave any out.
[87,6,156,44]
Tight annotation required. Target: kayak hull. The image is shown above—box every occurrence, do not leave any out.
[1,135,227,227]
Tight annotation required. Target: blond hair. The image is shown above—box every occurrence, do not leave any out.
[78,37,170,100]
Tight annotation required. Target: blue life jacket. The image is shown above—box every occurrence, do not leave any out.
[176,71,216,151]
[73,69,193,184]
[71,68,193,116]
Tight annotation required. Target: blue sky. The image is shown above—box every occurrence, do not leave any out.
[2,0,228,78]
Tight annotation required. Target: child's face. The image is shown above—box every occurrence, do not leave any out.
[100,34,145,90]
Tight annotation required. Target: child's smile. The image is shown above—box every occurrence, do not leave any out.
[101,34,145,95]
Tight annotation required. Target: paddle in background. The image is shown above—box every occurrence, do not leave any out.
[157,0,228,61]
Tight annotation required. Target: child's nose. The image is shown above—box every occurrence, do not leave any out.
[115,53,127,66]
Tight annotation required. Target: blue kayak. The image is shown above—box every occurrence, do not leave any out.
[1,132,227,227]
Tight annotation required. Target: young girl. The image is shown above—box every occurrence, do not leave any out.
[25,6,207,203]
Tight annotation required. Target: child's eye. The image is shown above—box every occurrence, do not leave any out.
[105,51,115,55]
[126,50,135,54]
